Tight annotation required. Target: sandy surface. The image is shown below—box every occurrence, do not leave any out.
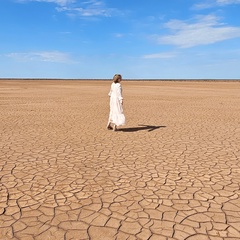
[0,80,240,240]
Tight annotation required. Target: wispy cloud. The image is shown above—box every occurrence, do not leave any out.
[194,0,240,9]
[16,0,119,18]
[216,0,240,5]
[6,51,73,63]
[16,0,76,6]
[143,52,177,59]
[113,33,125,38]
[152,14,240,48]
[57,1,118,18]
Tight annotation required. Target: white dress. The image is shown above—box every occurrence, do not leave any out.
[108,82,126,126]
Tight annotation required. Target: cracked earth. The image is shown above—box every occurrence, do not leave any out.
[0,80,240,240]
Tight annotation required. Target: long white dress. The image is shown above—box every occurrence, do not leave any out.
[108,82,126,126]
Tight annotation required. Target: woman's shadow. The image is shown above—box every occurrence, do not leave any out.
[119,124,166,132]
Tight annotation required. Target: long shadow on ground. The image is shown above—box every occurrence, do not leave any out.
[119,124,166,132]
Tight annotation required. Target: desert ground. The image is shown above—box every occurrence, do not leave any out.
[0,79,240,240]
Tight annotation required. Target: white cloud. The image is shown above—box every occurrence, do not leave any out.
[16,0,117,17]
[193,0,240,9]
[193,3,214,10]
[57,1,117,17]
[216,0,240,4]
[16,0,76,6]
[152,14,240,48]
[6,51,72,63]
[143,52,177,59]
[113,33,125,38]
[57,6,112,17]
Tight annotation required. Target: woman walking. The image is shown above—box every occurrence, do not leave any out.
[107,74,126,131]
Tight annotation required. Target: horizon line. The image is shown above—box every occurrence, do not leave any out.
[0,78,240,81]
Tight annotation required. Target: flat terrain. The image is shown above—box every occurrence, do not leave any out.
[0,80,240,240]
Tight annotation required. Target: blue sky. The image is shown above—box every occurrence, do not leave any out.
[1,0,240,79]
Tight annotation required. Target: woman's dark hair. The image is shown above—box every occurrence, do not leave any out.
[113,74,122,83]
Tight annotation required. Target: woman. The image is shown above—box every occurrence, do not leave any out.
[107,74,126,131]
